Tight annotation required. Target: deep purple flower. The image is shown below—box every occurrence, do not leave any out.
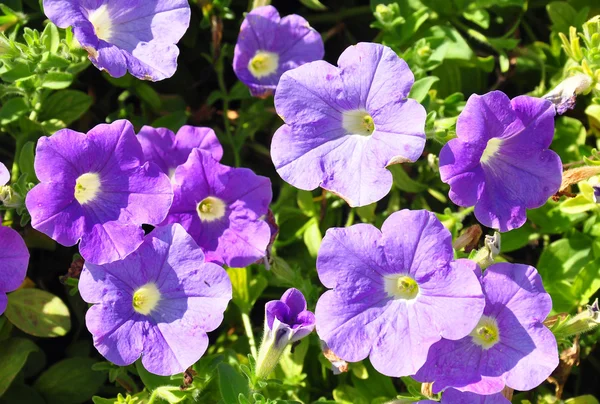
[265,288,315,347]
[415,263,558,395]
[164,149,272,267]
[315,210,485,377]
[233,6,324,97]
[419,390,510,404]
[137,125,223,178]
[440,91,562,232]
[256,288,315,378]
[0,226,29,314]
[79,223,232,376]
[271,42,426,207]
[25,120,173,265]
[43,0,190,81]
[0,162,8,186]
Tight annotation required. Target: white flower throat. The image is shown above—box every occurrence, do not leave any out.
[248,51,279,79]
[342,110,375,137]
[88,4,114,42]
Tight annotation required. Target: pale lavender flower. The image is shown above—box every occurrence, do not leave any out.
[43,0,190,81]
[79,223,232,376]
[439,91,562,232]
[271,42,426,207]
[25,120,173,265]
[315,210,485,377]
[233,6,324,97]
[415,263,559,395]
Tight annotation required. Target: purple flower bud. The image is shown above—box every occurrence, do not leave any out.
[256,288,315,378]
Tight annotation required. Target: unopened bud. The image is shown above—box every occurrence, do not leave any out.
[544,74,593,115]
[471,232,501,270]
[550,299,600,339]
[0,185,22,208]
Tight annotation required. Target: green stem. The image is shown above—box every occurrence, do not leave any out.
[241,311,258,359]
[250,0,271,10]
[215,56,241,167]
[306,6,371,24]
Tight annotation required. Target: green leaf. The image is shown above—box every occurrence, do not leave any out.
[151,111,189,132]
[0,338,39,395]
[40,22,60,53]
[547,1,579,33]
[356,203,377,223]
[463,8,490,29]
[303,217,322,257]
[0,383,45,404]
[500,222,538,253]
[41,71,74,89]
[299,0,327,11]
[39,90,92,126]
[552,116,588,162]
[0,97,28,125]
[135,360,176,391]
[217,363,249,404]
[227,267,267,313]
[34,358,106,404]
[134,82,161,111]
[389,165,427,193]
[18,141,37,183]
[5,288,71,338]
[409,76,439,103]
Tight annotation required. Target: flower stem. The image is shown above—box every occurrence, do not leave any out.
[241,311,258,358]
[215,52,241,168]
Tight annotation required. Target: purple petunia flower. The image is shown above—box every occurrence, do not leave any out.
[137,125,223,179]
[265,288,315,347]
[25,120,173,265]
[439,91,562,232]
[271,42,426,207]
[414,263,558,395]
[233,6,324,97]
[419,389,510,404]
[315,209,485,377]
[256,288,315,378]
[163,149,272,268]
[0,225,30,315]
[0,162,8,186]
[43,0,191,81]
[79,223,232,376]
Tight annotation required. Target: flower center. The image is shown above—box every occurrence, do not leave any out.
[471,316,500,349]
[480,137,503,164]
[342,110,375,136]
[74,173,101,205]
[197,196,226,222]
[248,51,279,79]
[132,283,161,315]
[87,4,114,42]
[384,275,419,300]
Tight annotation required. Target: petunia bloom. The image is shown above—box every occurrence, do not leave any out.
[137,125,223,179]
[419,389,510,404]
[26,120,173,265]
[164,149,272,268]
[315,209,485,377]
[439,91,562,232]
[0,225,30,315]
[543,73,593,115]
[271,42,426,207]
[233,6,324,97]
[256,288,315,378]
[43,0,191,81]
[79,223,232,376]
[414,263,558,395]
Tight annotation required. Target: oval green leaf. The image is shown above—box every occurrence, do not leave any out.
[5,289,71,338]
